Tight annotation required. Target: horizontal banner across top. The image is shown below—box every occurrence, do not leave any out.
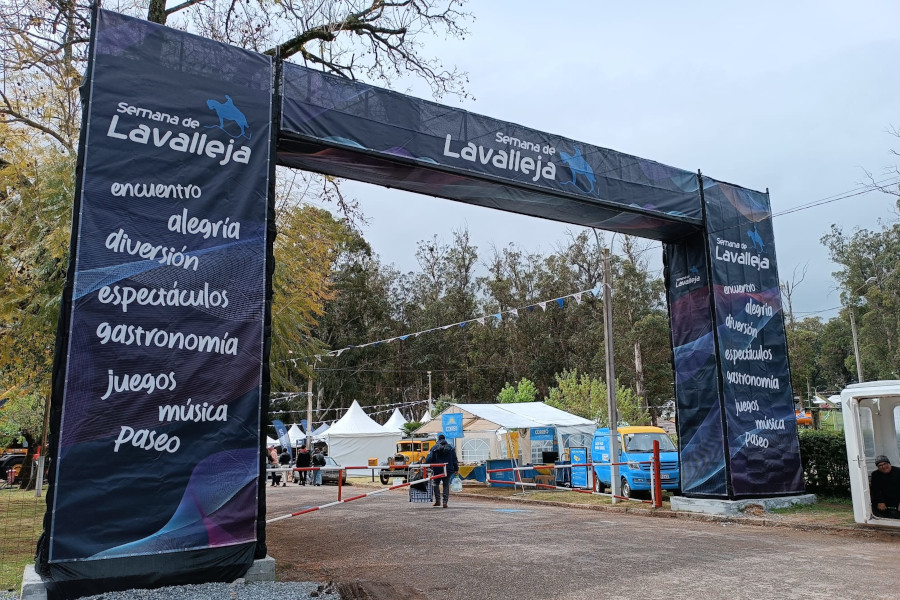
[279,63,703,242]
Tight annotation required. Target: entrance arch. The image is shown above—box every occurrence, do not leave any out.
[41,8,802,597]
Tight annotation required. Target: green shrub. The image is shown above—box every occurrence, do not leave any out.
[798,429,851,497]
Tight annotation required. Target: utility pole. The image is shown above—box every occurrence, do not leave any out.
[602,248,621,502]
[427,371,433,415]
[307,377,313,449]
[849,307,864,383]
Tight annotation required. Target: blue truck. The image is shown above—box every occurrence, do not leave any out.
[591,426,680,498]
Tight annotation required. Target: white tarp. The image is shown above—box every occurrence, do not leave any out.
[287,423,306,447]
[384,408,408,432]
[321,400,400,474]
[415,402,596,463]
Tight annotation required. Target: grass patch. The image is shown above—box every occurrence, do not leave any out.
[0,489,45,592]
[770,496,852,515]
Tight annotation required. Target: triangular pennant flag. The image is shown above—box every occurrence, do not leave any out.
[510,308,519,318]
[494,313,503,321]
[400,335,410,341]
[459,322,467,328]
[477,317,485,325]
[442,324,453,330]
[556,298,565,308]
[573,292,583,304]
[539,302,547,311]
[527,305,535,312]
[386,337,397,344]
[592,286,602,297]
[335,349,345,357]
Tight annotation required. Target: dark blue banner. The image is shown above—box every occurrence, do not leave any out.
[665,232,728,496]
[704,180,803,496]
[530,427,555,441]
[272,420,290,451]
[49,9,272,566]
[279,64,703,242]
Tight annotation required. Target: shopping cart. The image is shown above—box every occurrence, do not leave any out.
[408,464,433,503]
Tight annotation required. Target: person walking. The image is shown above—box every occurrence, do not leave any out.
[295,445,311,485]
[425,434,459,508]
[311,447,326,486]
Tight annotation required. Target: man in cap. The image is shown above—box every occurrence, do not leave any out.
[425,434,459,508]
[870,455,900,518]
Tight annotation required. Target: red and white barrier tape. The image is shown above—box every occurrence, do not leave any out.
[266,472,446,523]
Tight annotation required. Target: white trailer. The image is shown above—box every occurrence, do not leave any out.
[841,380,900,528]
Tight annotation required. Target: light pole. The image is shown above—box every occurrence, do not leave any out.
[602,248,620,502]
[849,276,878,383]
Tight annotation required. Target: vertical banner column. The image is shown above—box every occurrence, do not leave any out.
[44,8,273,589]
[665,233,728,497]
[703,180,804,497]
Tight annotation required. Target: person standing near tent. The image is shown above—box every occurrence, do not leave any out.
[311,447,326,486]
[276,446,291,487]
[295,445,311,485]
[425,434,459,508]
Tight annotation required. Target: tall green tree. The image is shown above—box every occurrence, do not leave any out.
[821,223,900,381]
[496,378,537,403]
[545,369,649,427]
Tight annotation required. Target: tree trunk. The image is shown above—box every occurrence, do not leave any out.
[147,0,167,24]
[633,340,649,423]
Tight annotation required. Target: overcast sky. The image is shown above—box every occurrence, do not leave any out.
[321,1,900,320]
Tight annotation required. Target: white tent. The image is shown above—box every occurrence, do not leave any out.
[420,410,433,424]
[321,401,400,474]
[384,408,408,432]
[287,423,306,447]
[265,436,278,447]
[416,402,596,464]
[311,422,330,438]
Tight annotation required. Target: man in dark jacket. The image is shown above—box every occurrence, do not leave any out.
[425,434,459,508]
[295,445,311,485]
[871,455,900,518]
[276,447,291,487]
[311,447,326,486]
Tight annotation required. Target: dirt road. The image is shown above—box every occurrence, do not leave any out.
[264,482,899,600]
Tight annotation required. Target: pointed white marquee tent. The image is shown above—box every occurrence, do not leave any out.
[287,423,306,447]
[321,401,401,474]
[384,408,408,432]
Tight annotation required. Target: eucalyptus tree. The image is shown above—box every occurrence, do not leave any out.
[394,229,481,401]
[821,222,900,381]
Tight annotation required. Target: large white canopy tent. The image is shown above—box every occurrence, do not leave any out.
[321,400,401,474]
[416,402,596,464]
[383,408,408,432]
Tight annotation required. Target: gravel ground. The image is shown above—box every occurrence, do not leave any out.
[75,581,341,600]
[0,581,340,600]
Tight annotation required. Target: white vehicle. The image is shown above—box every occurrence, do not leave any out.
[841,380,900,528]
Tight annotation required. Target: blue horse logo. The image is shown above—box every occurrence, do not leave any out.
[205,95,251,140]
[559,146,596,193]
[689,266,699,276]
[747,226,766,253]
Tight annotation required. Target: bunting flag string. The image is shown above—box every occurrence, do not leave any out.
[269,398,432,426]
[280,284,602,364]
